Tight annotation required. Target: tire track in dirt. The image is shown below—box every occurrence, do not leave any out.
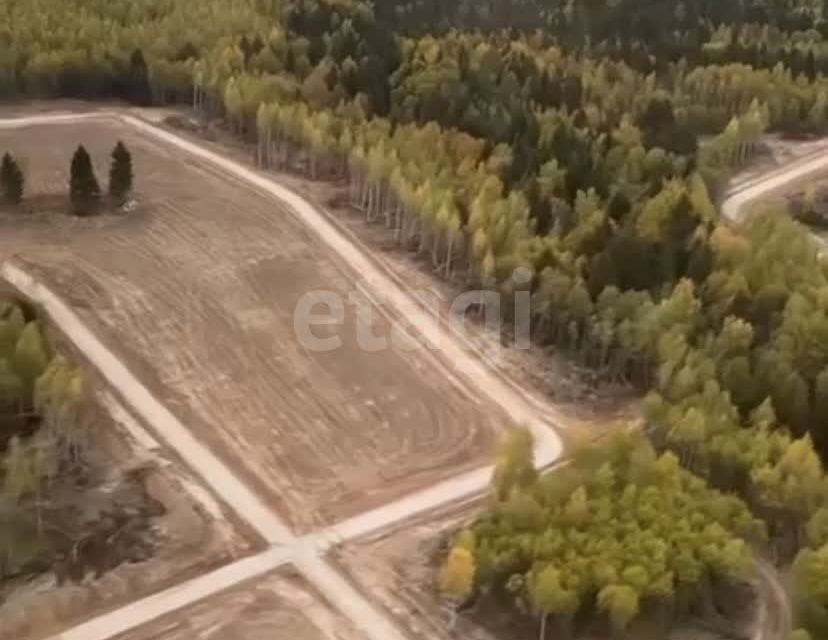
[2,261,294,546]
[0,110,565,640]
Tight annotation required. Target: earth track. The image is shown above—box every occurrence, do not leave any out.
[0,116,509,531]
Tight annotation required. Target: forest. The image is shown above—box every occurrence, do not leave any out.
[4,0,828,636]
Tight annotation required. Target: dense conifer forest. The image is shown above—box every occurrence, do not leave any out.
[5,0,828,635]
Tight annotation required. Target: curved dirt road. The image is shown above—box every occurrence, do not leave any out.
[752,559,792,640]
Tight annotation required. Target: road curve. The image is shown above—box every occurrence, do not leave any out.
[752,558,792,640]
[722,146,828,253]
[121,112,564,464]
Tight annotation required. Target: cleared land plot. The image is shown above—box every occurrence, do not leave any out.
[0,119,503,532]
[114,570,363,640]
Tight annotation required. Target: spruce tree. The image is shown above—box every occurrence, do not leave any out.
[69,145,100,216]
[128,49,152,106]
[108,141,133,205]
[0,152,24,206]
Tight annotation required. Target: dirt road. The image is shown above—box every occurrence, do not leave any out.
[114,571,366,640]
[120,112,562,465]
[722,145,828,252]
[752,559,792,640]
[53,548,294,640]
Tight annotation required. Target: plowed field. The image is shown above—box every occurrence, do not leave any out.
[0,119,503,532]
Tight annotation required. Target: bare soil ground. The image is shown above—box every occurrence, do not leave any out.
[0,119,504,533]
[0,375,249,640]
[114,570,362,640]
[732,166,828,249]
[156,111,638,430]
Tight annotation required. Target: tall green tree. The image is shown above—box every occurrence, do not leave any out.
[531,565,579,640]
[108,141,133,205]
[69,145,100,216]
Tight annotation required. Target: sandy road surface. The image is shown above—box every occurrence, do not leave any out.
[722,145,828,253]
[51,548,294,640]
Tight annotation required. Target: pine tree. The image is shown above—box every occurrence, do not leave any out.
[0,152,24,206]
[108,141,133,205]
[69,145,100,216]
[128,49,152,106]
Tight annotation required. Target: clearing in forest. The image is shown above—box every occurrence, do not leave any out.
[0,118,505,533]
